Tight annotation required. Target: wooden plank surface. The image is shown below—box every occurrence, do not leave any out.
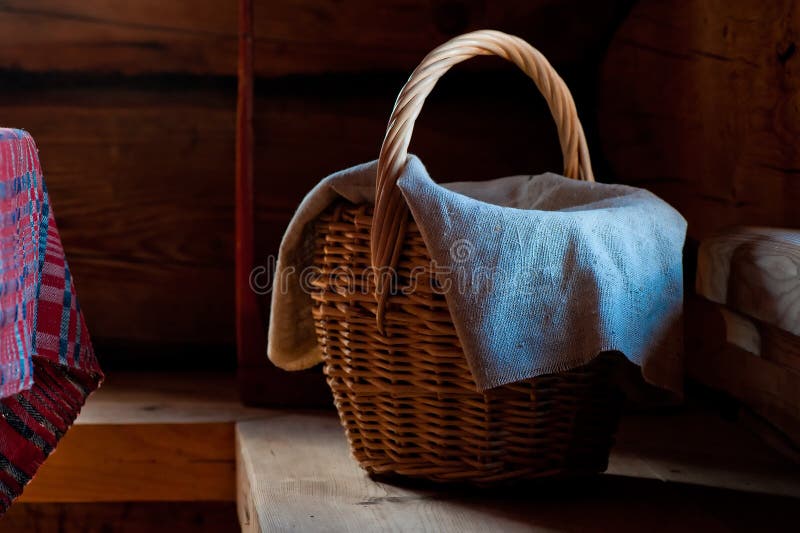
[0,1,626,76]
[236,414,541,533]
[18,372,274,503]
[599,0,800,242]
[236,411,800,532]
[73,372,269,425]
[697,226,800,337]
[19,423,236,503]
[0,85,236,350]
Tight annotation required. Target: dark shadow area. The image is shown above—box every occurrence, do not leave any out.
[2,501,239,533]
[369,473,799,532]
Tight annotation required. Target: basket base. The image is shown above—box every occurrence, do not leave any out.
[326,353,625,485]
[313,201,626,485]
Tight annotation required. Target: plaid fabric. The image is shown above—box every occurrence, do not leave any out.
[0,128,102,513]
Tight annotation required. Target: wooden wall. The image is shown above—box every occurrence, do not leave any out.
[0,1,629,377]
[0,1,626,76]
[0,82,237,366]
[599,0,800,244]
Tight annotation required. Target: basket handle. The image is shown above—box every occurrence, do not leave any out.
[372,29,594,329]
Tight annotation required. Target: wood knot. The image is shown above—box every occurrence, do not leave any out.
[778,41,796,65]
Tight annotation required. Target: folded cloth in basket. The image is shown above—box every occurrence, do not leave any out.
[268,155,686,394]
[0,128,102,513]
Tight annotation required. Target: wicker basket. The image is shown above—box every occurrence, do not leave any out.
[310,30,623,483]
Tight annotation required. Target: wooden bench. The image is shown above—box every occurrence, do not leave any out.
[695,226,800,448]
[237,409,800,532]
[9,372,800,531]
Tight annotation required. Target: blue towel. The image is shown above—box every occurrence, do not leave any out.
[269,156,686,394]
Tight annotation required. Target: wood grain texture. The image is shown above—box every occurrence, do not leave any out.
[0,85,236,349]
[599,0,800,242]
[697,226,800,336]
[237,412,800,533]
[235,0,272,407]
[19,423,236,503]
[237,414,539,532]
[0,0,238,75]
[0,0,626,76]
[17,371,276,504]
[73,371,270,425]
[2,86,235,267]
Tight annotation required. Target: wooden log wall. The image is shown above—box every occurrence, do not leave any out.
[0,1,629,398]
[0,1,625,77]
[599,0,800,244]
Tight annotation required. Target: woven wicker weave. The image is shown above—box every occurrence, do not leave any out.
[310,30,623,483]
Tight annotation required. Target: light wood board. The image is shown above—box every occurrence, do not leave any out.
[697,226,800,337]
[19,423,236,503]
[236,411,800,532]
[74,371,270,425]
[18,371,275,503]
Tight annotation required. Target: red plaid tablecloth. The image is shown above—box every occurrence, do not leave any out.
[0,128,102,513]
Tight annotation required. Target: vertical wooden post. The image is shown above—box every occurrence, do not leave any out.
[235,0,330,406]
[236,0,263,400]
